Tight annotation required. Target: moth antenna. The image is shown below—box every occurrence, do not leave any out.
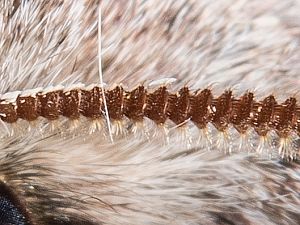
[0,82,299,160]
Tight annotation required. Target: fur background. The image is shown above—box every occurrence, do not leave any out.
[0,0,299,224]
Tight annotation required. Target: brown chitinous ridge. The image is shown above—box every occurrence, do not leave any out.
[0,85,299,138]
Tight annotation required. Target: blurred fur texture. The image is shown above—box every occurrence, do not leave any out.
[0,0,300,224]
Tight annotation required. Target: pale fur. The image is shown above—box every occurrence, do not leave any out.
[0,0,299,224]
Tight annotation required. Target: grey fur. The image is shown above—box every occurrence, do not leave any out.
[0,0,299,224]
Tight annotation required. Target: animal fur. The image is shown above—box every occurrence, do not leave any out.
[0,0,299,224]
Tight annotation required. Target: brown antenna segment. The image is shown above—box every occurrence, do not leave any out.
[0,84,300,155]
